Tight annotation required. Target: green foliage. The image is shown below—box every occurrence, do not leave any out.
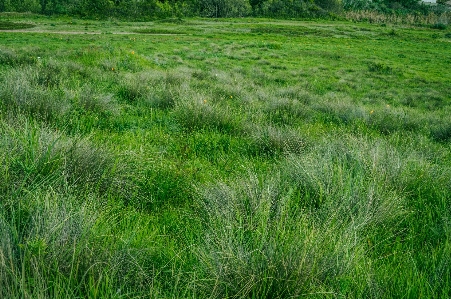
[343,0,427,13]
[367,61,394,74]
[0,20,35,29]
[173,99,242,133]
[1,0,445,18]
[0,17,450,298]
[0,0,338,18]
[0,0,41,12]
[257,0,327,18]
[315,0,343,12]
[431,22,447,29]
[196,0,252,17]
[0,48,37,66]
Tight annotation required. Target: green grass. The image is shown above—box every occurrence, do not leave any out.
[0,20,35,30]
[0,13,450,298]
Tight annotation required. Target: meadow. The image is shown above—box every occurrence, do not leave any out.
[0,13,450,298]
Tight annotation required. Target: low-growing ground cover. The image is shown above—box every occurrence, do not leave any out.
[0,14,450,298]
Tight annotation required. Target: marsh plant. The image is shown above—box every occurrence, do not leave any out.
[196,134,409,297]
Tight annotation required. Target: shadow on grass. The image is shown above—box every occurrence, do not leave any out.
[0,21,35,30]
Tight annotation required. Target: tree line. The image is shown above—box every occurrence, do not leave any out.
[0,0,434,20]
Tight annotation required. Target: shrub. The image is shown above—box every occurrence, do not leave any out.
[315,0,343,12]
[196,0,251,17]
[431,22,447,30]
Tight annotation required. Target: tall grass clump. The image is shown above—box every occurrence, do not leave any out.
[77,85,119,117]
[194,133,410,297]
[117,69,190,109]
[173,97,242,133]
[0,187,177,298]
[345,10,451,25]
[195,174,335,298]
[0,119,174,298]
[0,66,69,122]
[244,124,307,156]
[0,58,121,126]
[0,190,100,299]
[0,48,37,67]
[0,118,126,199]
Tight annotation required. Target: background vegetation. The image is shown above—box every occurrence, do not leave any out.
[0,0,450,19]
[1,12,451,299]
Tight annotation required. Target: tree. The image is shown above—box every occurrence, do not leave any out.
[249,0,266,14]
[261,0,323,18]
[195,0,251,17]
[3,0,41,12]
[315,0,342,12]
[78,0,114,17]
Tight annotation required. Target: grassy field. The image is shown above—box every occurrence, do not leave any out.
[1,13,451,298]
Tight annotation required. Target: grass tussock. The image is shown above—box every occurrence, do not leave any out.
[196,134,409,297]
[245,124,307,156]
[117,70,189,109]
[173,97,242,133]
[0,20,35,30]
[0,48,37,67]
[0,66,70,121]
[0,119,125,198]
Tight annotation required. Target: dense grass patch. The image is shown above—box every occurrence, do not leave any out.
[0,21,35,30]
[132,28,188,35]
[0,16,450,298]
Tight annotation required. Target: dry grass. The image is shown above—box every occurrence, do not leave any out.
[345,10,451,25]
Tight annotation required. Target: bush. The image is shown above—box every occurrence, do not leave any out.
[431,22,447,29]
[260,0,327,18]
[195,0,251,17]
[315,0,343,12]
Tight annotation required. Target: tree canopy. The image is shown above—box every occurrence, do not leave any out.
[0,0,431,19]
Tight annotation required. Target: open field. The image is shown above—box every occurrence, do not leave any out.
[1,14,451,298]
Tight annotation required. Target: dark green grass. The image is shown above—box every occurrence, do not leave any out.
[0,14,450,298]
[132,28,189,35]
[0,20,35,30]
